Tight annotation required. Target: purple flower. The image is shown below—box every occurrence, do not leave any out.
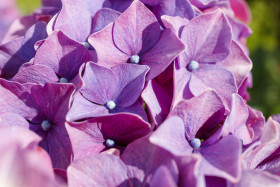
[121,130,203,186]
[13,30,91,87]
[88,1,186,81]
[0,22,47,79]
[0,80,75,170]
[167,10,251,110]
[47,0,120,45]
[149,91,243,182]
[244,118,280,175]
[66,113,151,160]
[67,135,199,186]
[150,116,242,183]
[67,62,149,121]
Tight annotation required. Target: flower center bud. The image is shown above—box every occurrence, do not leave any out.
[59,77,68,83]
[190,138,201,149]
[187,60,199,71]
[41,120,51,131]
[81,42,90,49]
[130,55,140,64]
[105,139,115,147]
[106,100,116,110]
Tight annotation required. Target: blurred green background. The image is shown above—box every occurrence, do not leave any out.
[17,0,280,118]
[247,0,280,118]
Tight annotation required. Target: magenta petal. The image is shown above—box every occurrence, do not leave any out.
[34,30,91,81]
[66,113,151,160]
[0,22,48,78]
[81,62,148,107]
[81,62,119,104]
[258,156,280,176]
[244,118,280,169]
[88,23,129,66]
[65,121,105,160]
[200,135,242,183]
[141,29,186,81]
[121,136,179,185]
[172,64,192,108]
[91,8,121,33]
[177,155,205,187]
[221,94,251,144]
[230,170,280,187]
[229,0,252,23]
[246,106,265,143]
[149,0,195,22]
[141,78,173,127]
[112,64,149,107]
[218,41,252,88]
[149,166,177,187]
[113,1,161,55]
[21,22,48,60]
[150,116,193,156]
[66,92,108,122]
[46,123,72,170]
[42,0,61,7]
[190,66,237,110]
[0,79,36,120]
[0,37,24,78]
[181,10,232,62]
[67,154,129,187]
[170,90,225,140]
[52,0,91,42]
[0,126,41,149]
[31,83,75,125]
[13,64,59,84]
[161,15,190,37]
[112,101,149,122]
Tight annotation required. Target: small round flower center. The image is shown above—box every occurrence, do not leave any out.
[59,77,68,83]
[130,55,140,64]
[187,60,199,71]
[105,139,115,147]
[41,120,51,131]
[106,100,116,110]
[81,42,90,49]
[190,138,201,149]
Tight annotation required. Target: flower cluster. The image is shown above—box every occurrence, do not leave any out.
[0,0,279,186]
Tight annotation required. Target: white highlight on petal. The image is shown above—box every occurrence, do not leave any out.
[41,120,51,131]
[130,55,140,64]
[59,77,68,83]
[106,139,115,147]
[190,138,201,149]
[106,100,116,110]
[81,42,90,49]
[188,60,199,71]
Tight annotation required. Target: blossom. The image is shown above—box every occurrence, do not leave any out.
[13,30,91,86]
[89,0,186,81]
[66,113,151,160]
[0,80,75,169]
[67,62,149,121]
